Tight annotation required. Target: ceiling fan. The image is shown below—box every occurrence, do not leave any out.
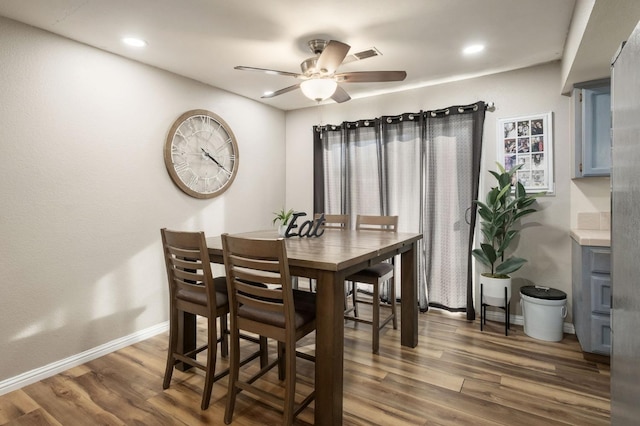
[234,39,407,103]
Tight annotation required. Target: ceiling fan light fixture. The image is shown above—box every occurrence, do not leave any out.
[300,79,337,101]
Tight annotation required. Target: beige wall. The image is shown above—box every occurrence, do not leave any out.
[285,61,574,319]
[0,17,286,384]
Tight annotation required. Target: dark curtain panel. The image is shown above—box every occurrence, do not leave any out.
[313,102,486,314]
[313,127,324,215]
[468,103,486,320]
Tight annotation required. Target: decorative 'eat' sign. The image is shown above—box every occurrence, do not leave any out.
[284,213,326,238]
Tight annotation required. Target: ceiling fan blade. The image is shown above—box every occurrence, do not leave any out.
[235,66,302,78]
[261,84,300,98]
[316,40,350,74]
[335,71,407,83]
[331,85,351,103]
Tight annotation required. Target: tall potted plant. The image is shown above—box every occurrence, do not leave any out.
[472,163,538,307]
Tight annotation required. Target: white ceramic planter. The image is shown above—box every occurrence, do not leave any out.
[480,274,512,307]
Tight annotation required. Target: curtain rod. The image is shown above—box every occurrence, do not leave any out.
[315,101,496,131]
[430,101,494,116]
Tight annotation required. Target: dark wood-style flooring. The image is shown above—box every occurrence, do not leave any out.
[0,307,610,425]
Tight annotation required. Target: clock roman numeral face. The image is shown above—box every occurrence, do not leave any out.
[164,110,239,199]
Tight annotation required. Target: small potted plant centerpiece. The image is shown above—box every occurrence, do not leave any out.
[273,208,294,237]
[472,163,539,308]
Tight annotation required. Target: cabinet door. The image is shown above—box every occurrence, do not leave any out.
[582,85,611,176]
[591,274,612,314]
[591,314,612,355]
[572,79,611,178]
[589,247,611,273]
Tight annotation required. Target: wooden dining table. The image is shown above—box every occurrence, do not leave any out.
[204,228,422,425]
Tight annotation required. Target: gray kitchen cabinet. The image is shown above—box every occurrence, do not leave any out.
[572,79,611,178]
[571,239,612,355]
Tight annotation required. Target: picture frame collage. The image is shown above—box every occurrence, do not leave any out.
[497,112,554,193]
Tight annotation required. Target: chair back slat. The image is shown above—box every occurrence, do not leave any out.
[235,279,282,300]
[315,213,350,229]
[233,270,282,288]
[236,292,284,312]
[170,256,202,270]
[229,254,282,273]
[355,215,398,232]
[172,267,203,282]
[167,246,201,259]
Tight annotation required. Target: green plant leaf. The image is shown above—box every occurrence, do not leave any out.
[496,256,527,275]
[489,170,501,181]
[487,187,499,206]
[272,208,294,225]
[480,243,497,264]
[518,198,537,209]
[496,184,511,202]
[513,208,537,221]
[471,249,492,268]
[478,207,493,222]
[509,163,524,174]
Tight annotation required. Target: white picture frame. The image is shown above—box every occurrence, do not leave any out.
[497,112,554,194]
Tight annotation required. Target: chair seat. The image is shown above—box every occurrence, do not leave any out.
[176,276,229,308]
[347,262,394,281]
[238,289,316,329]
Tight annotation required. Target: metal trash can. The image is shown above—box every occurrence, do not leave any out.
[520,286,567,342]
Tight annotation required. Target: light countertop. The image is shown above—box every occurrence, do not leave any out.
[570,229,611,247]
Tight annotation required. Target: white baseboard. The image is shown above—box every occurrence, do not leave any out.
[483,310,575,334]
[0,321,169,396]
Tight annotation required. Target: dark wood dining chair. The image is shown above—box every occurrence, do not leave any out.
[344,215,398,354]
[221,234,316,425]
[160,228,231,410]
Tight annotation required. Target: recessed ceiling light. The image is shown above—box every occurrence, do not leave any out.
[122,37,147,48]
[463,44,485,55]
[263,90,274,97]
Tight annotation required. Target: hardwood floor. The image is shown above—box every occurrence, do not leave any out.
[0,309,610,425]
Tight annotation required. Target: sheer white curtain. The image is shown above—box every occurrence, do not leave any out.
[345,122,383,216]
[380,116,423,302]
[423,113,476,310]
[314,103,485,315]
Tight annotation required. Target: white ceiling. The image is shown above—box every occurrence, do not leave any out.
[1,0,638,111]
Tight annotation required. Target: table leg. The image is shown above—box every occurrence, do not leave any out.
[177,311,196,371]
[314,270,345,426]
[401,242,419,347]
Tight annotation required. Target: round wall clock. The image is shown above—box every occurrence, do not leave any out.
[164,109,239,199]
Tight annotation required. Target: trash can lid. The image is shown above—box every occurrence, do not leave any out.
[520,285,566,300]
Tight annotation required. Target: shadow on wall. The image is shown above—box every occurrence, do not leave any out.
[2,305,147,386]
